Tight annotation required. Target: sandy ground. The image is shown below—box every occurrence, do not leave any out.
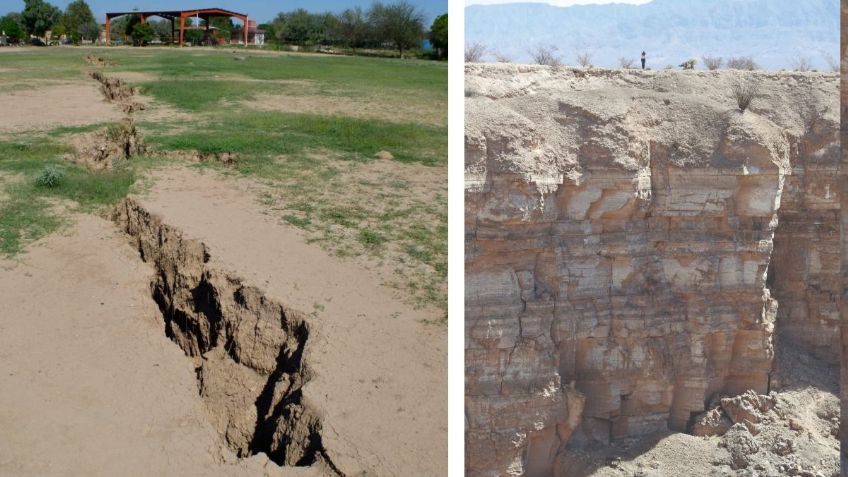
[134,166,448,475]
[0,214,319,477]
[243,93,447,127]
[0,82,123,135]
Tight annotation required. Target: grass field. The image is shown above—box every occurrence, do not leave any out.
[0,47,447,312]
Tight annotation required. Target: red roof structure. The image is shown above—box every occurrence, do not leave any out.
[105,7,250,45]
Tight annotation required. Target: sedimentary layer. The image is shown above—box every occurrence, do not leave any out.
[464,64,838,477]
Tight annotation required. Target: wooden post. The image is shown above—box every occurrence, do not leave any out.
[104,15,110,45]
[244,16,248,46]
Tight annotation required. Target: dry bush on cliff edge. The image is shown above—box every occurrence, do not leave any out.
[702,55,723,70]
[619,56,635,68]
[732,81,760,112]
[530,44,561,67]
[465,42,487,63]
[575,50,593,67]
[793,56,812,72]
[726,56,759,70]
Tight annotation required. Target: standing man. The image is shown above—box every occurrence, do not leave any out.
[641,51,646,69]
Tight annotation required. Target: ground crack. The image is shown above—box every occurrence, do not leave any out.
[112,197,343,475]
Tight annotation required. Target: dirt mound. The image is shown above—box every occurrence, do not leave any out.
[65,119,145,169]
[90,71,145,113]
[84,54,112,67]
[112,198,341,474]
[693,390,778,436]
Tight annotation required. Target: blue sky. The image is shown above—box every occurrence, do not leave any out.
[2,0,448,24]
[466,0,648,4]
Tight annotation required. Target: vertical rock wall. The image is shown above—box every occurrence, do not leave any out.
[465,65,838,477]
[840,1,848,473]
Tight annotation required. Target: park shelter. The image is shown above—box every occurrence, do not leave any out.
[104,8,250,45]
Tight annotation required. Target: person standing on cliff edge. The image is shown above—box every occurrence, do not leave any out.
[641,51,646,69]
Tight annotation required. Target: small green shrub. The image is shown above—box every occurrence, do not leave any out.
[34,165,64,188]
[358,229,385,248]
[283,214,311,228]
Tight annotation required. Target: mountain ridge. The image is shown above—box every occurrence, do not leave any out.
[465,0,838,69]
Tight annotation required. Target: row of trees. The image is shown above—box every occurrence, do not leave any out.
[0,0,448,58]
[264,3,447,58]
[1,0,99,44]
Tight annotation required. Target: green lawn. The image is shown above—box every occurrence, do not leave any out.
[0,47,447,313]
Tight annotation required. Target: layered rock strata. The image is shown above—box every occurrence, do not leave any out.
[464,65,838,476]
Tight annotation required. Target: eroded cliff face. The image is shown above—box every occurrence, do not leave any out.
[464,65,838,477]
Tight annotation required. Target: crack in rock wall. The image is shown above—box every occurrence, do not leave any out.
[464,65,838,477]
[112,198,342,476]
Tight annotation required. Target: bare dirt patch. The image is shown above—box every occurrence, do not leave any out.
[0,214,315,477]
[243,93,446,127]
[130,166,447,475]
[0,82,123,135]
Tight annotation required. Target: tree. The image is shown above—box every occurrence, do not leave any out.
[184,28,203,45]
[22,0,61,37]
[61,0,99,43]
[336,7,368,51]
[429,13,447,59]
[131,21,154,46]
[369,1,424,58]
[275,9,318,45]
[149,19,173,43]
[202,16,233,39]
[0,13,26,42]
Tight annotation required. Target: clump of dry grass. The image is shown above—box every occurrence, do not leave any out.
[732,81,760,112]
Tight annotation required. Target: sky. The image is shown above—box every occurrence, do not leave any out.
[465,0,650,6]
[2,0,448,24]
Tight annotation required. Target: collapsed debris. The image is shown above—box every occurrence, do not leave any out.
[89,71,145,113]
[65,119,145,170]
[84,55,113,67]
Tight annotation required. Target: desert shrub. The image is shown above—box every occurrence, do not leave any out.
[792,56,812,72]
[726,56,758,70]
[464,42,486,63]
[529,44,561,67]
[619,57,635,68]
[732,81,759,112]
[575,50,593,67]
[34,165,64,188]
[824,53,838,72]
[494,53,512,63]
[702,56,722,70]
[679,59,696,70]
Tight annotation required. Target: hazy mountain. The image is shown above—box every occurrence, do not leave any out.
[465,0,838,69]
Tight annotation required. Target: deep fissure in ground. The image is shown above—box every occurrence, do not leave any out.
[112,198,341,474]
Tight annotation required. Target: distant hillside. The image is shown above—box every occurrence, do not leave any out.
[465,0,838,69]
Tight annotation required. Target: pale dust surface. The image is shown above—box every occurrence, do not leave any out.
[244,92,447,127]
[135,166,447,476]
[0,81,123,136]
[0,214,318,477]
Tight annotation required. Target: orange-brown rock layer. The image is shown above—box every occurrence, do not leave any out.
[464,65,838,477]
